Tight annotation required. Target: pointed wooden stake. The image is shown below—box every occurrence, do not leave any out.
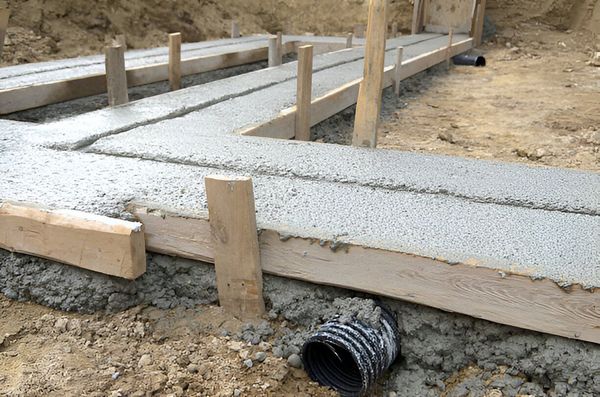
[205,176,265,320]
[352,0,388,148]
[446,28,454,69]
[295,45,313,141]
[105,45,129,106]
[169,32,182,91]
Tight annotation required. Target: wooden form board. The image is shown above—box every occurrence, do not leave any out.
[240,37,473,139]
[129,203,600,345]
[0,202,146,279]
[0,41,297,115]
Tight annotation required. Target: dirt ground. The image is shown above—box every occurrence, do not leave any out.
[1,0,599,396]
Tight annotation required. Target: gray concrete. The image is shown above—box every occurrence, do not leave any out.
[1,33,598,289]
[2,249,599,396]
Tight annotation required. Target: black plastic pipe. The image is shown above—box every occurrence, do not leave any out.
[453,54,486,67]
[301,305,400,397]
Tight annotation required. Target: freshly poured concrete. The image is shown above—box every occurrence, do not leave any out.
[1,34,599,290]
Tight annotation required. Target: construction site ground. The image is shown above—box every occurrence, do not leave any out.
[0,0,599,396]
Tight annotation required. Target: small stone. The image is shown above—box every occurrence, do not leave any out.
[388,392,398,397]
[243,359,253,368]
[227,341,244,352]
[186,364,199,374]
[527,148,546,160]
[287,354,303,369]
[233,389,242,397]
[54,318,69,332]
[272,346,284,358]
[258,341,271,351]
[438,131,456,144]
[255,352,267,363]
[590,52,600,67]
[112,372,120,380]
[138,354,153,367]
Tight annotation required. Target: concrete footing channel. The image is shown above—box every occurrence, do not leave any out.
[1,32,599,396]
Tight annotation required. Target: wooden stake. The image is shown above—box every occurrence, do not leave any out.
[276,31,283,62]
[105,45,128,106]
[0,8,9,60]
[204,176,265,319]
[115,34,127,50]
[0,202,146,280]
[394,46,404,96]
[346,33,354,48]
[268,36,281,67]
[391,21,398,38]
[295,45,313,141]
[446,28,454,69]
[474,0,487,46]
[352,0,388,148]
[354,24,366,39]
[231,20,240,39]
[411,0,425,34]
[168,32,182,91]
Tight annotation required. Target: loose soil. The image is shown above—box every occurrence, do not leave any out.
[1,0,599,396]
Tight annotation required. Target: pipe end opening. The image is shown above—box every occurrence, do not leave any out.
[302,340,364,396]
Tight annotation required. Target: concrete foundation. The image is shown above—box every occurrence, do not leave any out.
[2,249,599,396]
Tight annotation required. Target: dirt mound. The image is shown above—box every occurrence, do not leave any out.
[2,0,595,66]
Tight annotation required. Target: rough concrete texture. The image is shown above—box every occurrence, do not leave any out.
[1,33,599,287]
[3,250,598,396]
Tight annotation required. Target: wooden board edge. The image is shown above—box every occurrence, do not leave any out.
[127,203,600,345]
[0,201,146,280]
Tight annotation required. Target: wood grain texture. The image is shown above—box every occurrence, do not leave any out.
[204,176,265,319]
[268,36,281,67]
[474,0,487,46]
[0,43,296,115]
[241,38,473,140]
[0,8,9,59]
[295,45,314,141]
[352,0,388,148]
[411,0,425,34]
[446,28,454,69]
[168,33,182,91]
[105,45,129,106]
[127,203,600,345]
[346,33,354,49]
[0,202,146,279]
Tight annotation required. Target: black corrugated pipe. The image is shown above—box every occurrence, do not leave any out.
[453,54,486,67]
[301,305,400,397]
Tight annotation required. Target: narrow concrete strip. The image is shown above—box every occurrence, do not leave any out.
[25,34,442,149]
[0,137,597,288]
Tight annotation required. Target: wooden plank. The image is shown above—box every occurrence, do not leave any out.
[474,0,487,46]
[394,46,404,96]
[204,176,265,319]
[0,42,297,115]
[0,8,9,60]
[276,31,283,62]
[295,45,313,141]
[105,45,129,106]
[352,0,388,148]
[346,33,354,49]
[470,0,481,37]
[128,203,600,345]
[1,202,146,279]
[168,33,182,91]
[424,0,475,34]
[240,38,473,140]
[231,20,240,39]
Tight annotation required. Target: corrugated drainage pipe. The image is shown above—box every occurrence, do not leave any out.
[453,54,486,66]
[301,306,400,396]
